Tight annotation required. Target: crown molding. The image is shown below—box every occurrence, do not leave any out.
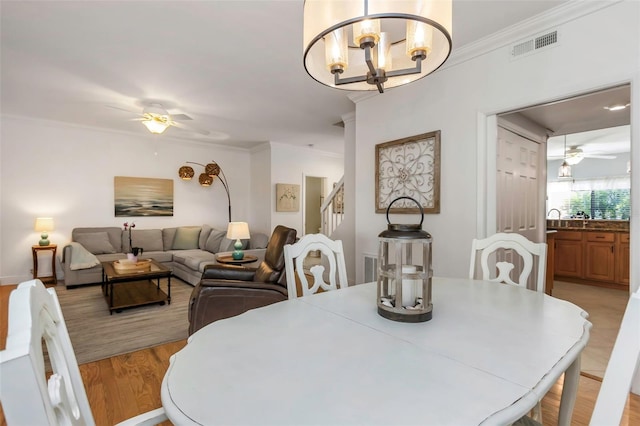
[445,0,621,69]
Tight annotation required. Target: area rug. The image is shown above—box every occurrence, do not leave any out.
[55,278,192,365]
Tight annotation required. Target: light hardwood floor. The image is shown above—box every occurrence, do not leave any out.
[552,280,630,378]
[0,283,638,425]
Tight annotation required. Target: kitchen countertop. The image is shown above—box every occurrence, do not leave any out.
[546,219,630,233]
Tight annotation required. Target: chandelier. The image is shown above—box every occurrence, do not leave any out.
[178,161,231,222]
[558,135,572,179]
[303,0,453,93]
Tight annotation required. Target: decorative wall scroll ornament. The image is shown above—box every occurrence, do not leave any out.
[375,131,441,214]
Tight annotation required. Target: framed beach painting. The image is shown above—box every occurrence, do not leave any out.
[375,131,441,214]
[114,176,174,217]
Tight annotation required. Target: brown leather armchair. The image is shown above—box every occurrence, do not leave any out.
[188,225,297,335]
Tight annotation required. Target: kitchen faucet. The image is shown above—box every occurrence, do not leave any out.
[547,208,561,220]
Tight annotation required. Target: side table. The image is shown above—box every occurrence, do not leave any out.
[216,254,258,265]
[32,244,57,284]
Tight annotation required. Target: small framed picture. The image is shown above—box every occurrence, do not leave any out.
[276,183,300,212]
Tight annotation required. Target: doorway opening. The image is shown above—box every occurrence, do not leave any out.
[304,176,326,235]
[498,83,632,379]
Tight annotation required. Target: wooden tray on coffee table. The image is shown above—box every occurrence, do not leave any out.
[113,258,152,273]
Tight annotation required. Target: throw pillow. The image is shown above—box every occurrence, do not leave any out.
[74,232,116,255]
[130,229,163,252]
[199,224,213,249]
[205,229,226,253]
[172,227,201,250]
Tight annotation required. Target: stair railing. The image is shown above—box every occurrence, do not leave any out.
[321,177,344,236]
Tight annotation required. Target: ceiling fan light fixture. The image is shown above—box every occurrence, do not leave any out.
[142,116,170,134]
[565,153,584,165]
[303,0,452,93]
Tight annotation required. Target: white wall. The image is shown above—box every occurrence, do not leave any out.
[249,144,272,235]
[353,1,640,284]
[0,116,253,284]
[269,142,343,236]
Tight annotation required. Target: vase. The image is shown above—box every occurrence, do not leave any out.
[127,253,138,263]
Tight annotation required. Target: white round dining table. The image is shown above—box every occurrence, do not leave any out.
[161,277,591,425]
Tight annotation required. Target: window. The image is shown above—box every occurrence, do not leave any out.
[548,176,631,219]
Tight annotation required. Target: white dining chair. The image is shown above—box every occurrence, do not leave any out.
[469,232,547,292]
[470,232,547,422]
[0,279,168,426]
[284,233,348,299]
[590,287,640,425]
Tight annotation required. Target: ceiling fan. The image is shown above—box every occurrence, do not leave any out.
[108,103,210,136]
[549,145,617,165]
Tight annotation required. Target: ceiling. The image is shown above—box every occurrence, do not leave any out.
[1,0,573,154]
[501,84,632,159]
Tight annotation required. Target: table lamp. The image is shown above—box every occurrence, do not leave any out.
[226,222,250,260]
[35,217,54,246]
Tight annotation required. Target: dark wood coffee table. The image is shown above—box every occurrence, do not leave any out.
[101,259,172,314]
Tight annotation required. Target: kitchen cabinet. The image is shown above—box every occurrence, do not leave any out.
[553,229,629,289]
[617,233,630,285]
[584,232,615,282]
[554,231,583,278]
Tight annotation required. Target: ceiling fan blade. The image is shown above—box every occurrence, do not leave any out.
[585,154,616,159]
[170,113,192,121]
[105,104,141,114]
[171,120,210,135]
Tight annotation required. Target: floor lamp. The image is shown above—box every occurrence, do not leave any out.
[178,161,231,222]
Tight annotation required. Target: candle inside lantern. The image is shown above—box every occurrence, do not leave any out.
[401,265,418,307]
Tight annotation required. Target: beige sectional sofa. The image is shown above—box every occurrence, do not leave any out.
[61,225,269,288]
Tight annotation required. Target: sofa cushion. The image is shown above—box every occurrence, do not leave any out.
[130,229,163,252]
[172,226,201,250]
[139,251,173,263]
[72,227,123,253]
[74,232,116,254]
[250,233,269,249]
[200,224,213,249]
[173,249,217,270]
[162,227,178,251]
[205,229,226,253]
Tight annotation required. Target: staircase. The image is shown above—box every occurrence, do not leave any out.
[320,177,344,236]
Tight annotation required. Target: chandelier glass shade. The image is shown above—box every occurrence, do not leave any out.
[303,0,453,93]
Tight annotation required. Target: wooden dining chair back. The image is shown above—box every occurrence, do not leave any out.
[590,288,640,425]
[284,233,348,299]
[469,232,547,292]
[0,279,167,426]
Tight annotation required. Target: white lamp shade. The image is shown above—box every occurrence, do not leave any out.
[34,217,54,232]
[226,222,250,240]
[303,0,452,91]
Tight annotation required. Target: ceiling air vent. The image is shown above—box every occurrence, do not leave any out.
[510,30,559,60]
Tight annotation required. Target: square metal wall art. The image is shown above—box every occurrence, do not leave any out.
[375,131,441,214]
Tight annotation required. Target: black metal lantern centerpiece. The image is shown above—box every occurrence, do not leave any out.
[377,197,433,322]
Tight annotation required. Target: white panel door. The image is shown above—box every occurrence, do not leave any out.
[497,126,542,241]
[496,127,544,289]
